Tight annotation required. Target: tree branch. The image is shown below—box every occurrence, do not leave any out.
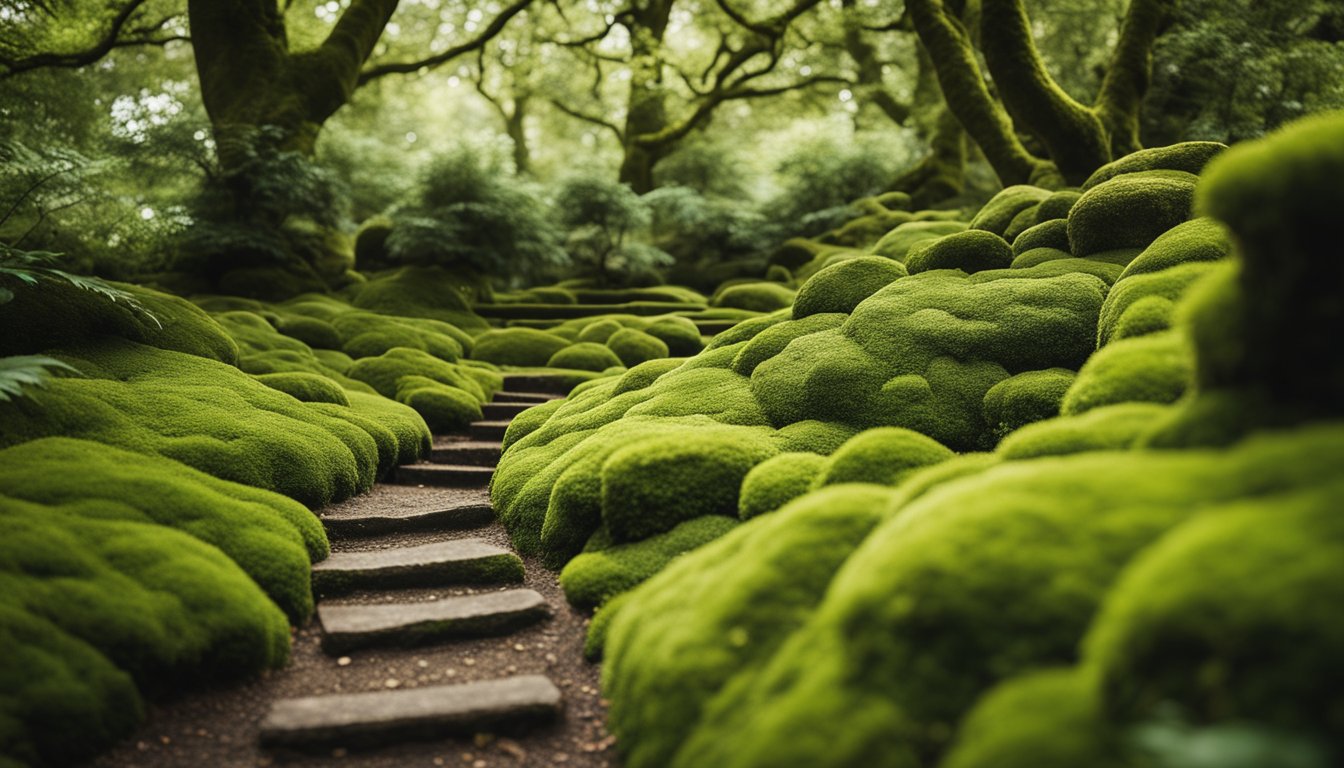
[549,99,625,140]
[358,0,534,84]
[637,74,847,148]
[0,0,158,78]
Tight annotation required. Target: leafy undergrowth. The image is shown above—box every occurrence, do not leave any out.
[491,115,1344,768]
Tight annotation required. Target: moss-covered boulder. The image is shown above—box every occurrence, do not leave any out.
[968,185,1052,237]
[982,368,1076,440]
[737,451,827,520]
[1067,171,1197,257]
[791,257,906,318]
[811,427,954,488]
[606,328,670,367]
[547,342,624,372]
[906,230,1014,275]
[471,328,571,367]
[872,220,968,261]
[712,282,796,313]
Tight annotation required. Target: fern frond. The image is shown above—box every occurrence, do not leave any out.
[0,355,80,402]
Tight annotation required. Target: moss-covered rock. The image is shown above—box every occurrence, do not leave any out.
[1067,171,1197,257]
[547,342,625,372]
[968,185,1052,237]
[470,328,571,367]
[812,427,954,488]
[996,402,1168,459]
[982,368,1076,440]
[394,375,483,432]
[1061,332,1191,415]
[791,257,906,318]
[730,313,847,377]
[558,516,739,609]
[1009,247,1072,269]
[1081,141,1227,191]
[1033,189,1082,222]
[348,347,490,402]
[253,372,350,405]
[1010,218,1070,256]
[906,230,1014,275]
[346,266,487,330]
[642,316,703,356]
[872,220,968,261]
[712,282,796,313]
[606,328,670,367]
[737,452,827,520]
[576,318,625,344]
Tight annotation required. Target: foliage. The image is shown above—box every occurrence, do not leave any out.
[554,174,672,285]
[0,354,78,402]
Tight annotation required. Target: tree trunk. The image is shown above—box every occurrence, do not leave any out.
[1095,0,1173,156]
[615,0,674,192]
[506,96,531,175]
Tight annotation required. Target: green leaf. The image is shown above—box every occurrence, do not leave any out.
[0,355,81,402]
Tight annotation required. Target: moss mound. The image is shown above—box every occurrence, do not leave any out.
[1061,332,1191,415]
[812,427,954,488]
[1067,171,1197,257]
[642,316,704,356]
[791,257,907,318]
[547,342,625,372]
[711,282,796,313]
[737,451,827,520]
[253,371,350,405]
[981,368,1076,440]
[905,230,1014,275]
[606,328,670,367]
[967,185,1052,237]
[1010,218,1070,256]
[1081,140,1227,190]
[471,328,571,367]
[872,220,968,261]
[394,375,483,432]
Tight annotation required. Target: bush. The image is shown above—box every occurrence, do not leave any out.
[548,342,624,372]
[606,328,670,367]
[555,174,672,286]
[906,230,1014,274]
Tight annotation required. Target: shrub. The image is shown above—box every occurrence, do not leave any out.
[1067,171,1197,257]
[345,266,488,331]
[606,328,670,367]
[905,230,1014,274]
[471,328,571,367]
[555,174,671,286]
[737,452,827,519]
[548,342,624,372]
[791,257,906,318]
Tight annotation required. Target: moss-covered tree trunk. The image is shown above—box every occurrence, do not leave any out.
[188,0,399,170]
[617,2,675,193]
[1095,0,1172,156]
[506,95,532,175]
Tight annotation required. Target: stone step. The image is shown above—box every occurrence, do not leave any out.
[694,319,738,336]
[469,420,511,442]
[259,676,563,751]
[311,539,523,595]
[500,374,576,396]
[393,463,494,487]
[428,439,502,467]
[319,589,551,654]
[321,500,493,538]
[481,401,534,420]
[495,391,562,404]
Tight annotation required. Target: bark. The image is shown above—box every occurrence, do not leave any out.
[1095,0,1173,156]
[616,0,675,193]
[905,0,1054,187]
[506,96,532,175]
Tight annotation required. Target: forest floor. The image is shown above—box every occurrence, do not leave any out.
[88,425,615,768]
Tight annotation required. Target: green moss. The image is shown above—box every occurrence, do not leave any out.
[968,185,1052,237]
[906,230,1014,275]
[813,427,954,488]
[996,402,1169,459]
[1033,189,1082,221]
[1081,141,1227,191]
[1116,217,1232,280]
[1062,331,1191,416]
[643,316,704,356]
[1009,247,1072,269]
[602,485,894,768]
[671,427,1342,767]
[346,266,487,330]
[612,357,683,395]
[253,372,350,405]
[216,266,328,302]
[731,313,847,377]
[469,328,570,367]
[0,278,238,363]
[703,309,790,350]
[791,257,907,318]
[547,342,625,372]
[1010,218,1069,256]
[737,452,827,519]
[770,419,859,454]
[273,314,342,349]
[309,391,430,473]
[1086,476,1344,740]
[332,312,466,362]
[712,282,796,313]
[212,310,374,393]
[1067,170,1197,257]
[982,368,1076,440]
[1000,204,1041,243]
[501,397,565,452]
[348,347,487,402]
[559,516,739,608]
[1099,262,1217,346]
[606,328,670,367]
[601,426,779,542]
[943,670,1123,768]
[872,220,968,261]
[394,376,483,432]
[0,341,383,508]
[576,319,625,344]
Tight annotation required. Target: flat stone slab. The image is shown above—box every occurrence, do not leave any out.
[482,401,535,420]
[469,421,511,442]
[259,675,563,751]
[318,486,492,538]
[500,374,576,395]
[319,589,551,653]
[393,463,494,487]
[428,439,502,467]
[495,391,563,404]
[312,539,523,595]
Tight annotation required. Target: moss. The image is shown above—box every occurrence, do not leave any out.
[547,342,625,372]
[253,372,350,405]
[813,427,954,488]
[1034,189,1082,221]
[0,278,238,364]
[703,309,790,350]
[1009,246,1072,269]
[1193,111,1344,411]
[216,266,328,302]
[996,402,1169,459]
[771,419,859,454]
[601,426,779,542]
[1067,170,1197,257]
[967,185,1052,237]
[1086,478,1344,740]
[1099,262,1217,346]
[559,516,739,609]
[612,357,683,395]
[872,220,968,261]
[606,328,670,367]
[347,348,487,402]
[347,266,487,330]
[711,282,796,313]
[576,319,625,344]
[737,452,827,519]
[353,215,394,268]
[671,426,1342,767]
[982,368,1075,440]
[764,264,792,284]
[501,397,565,452]
[466,328,567,367]
[1000,204,1041,243]
[332,312,466,362]
[905,230,1014,274]
[791,257,907,318]
[308,391,430,474]
[394,376,483,432]
[0,495,292,766]
[273,314,342,349]
[602,485,894,768]
[943,670,1123,768]
[212,310,374,393]
[1081,140,1227,190]
[1116,217,1232,280]
[731,313,847,377]
[0,341,384,508]
[1062,331,1191,416]
[642,316,704,356]
[1010,218,1069,256]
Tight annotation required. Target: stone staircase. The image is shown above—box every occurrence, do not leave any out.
[260,375,578,756]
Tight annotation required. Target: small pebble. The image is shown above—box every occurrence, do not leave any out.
[385,678,401,689]
[337,656,351,666]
